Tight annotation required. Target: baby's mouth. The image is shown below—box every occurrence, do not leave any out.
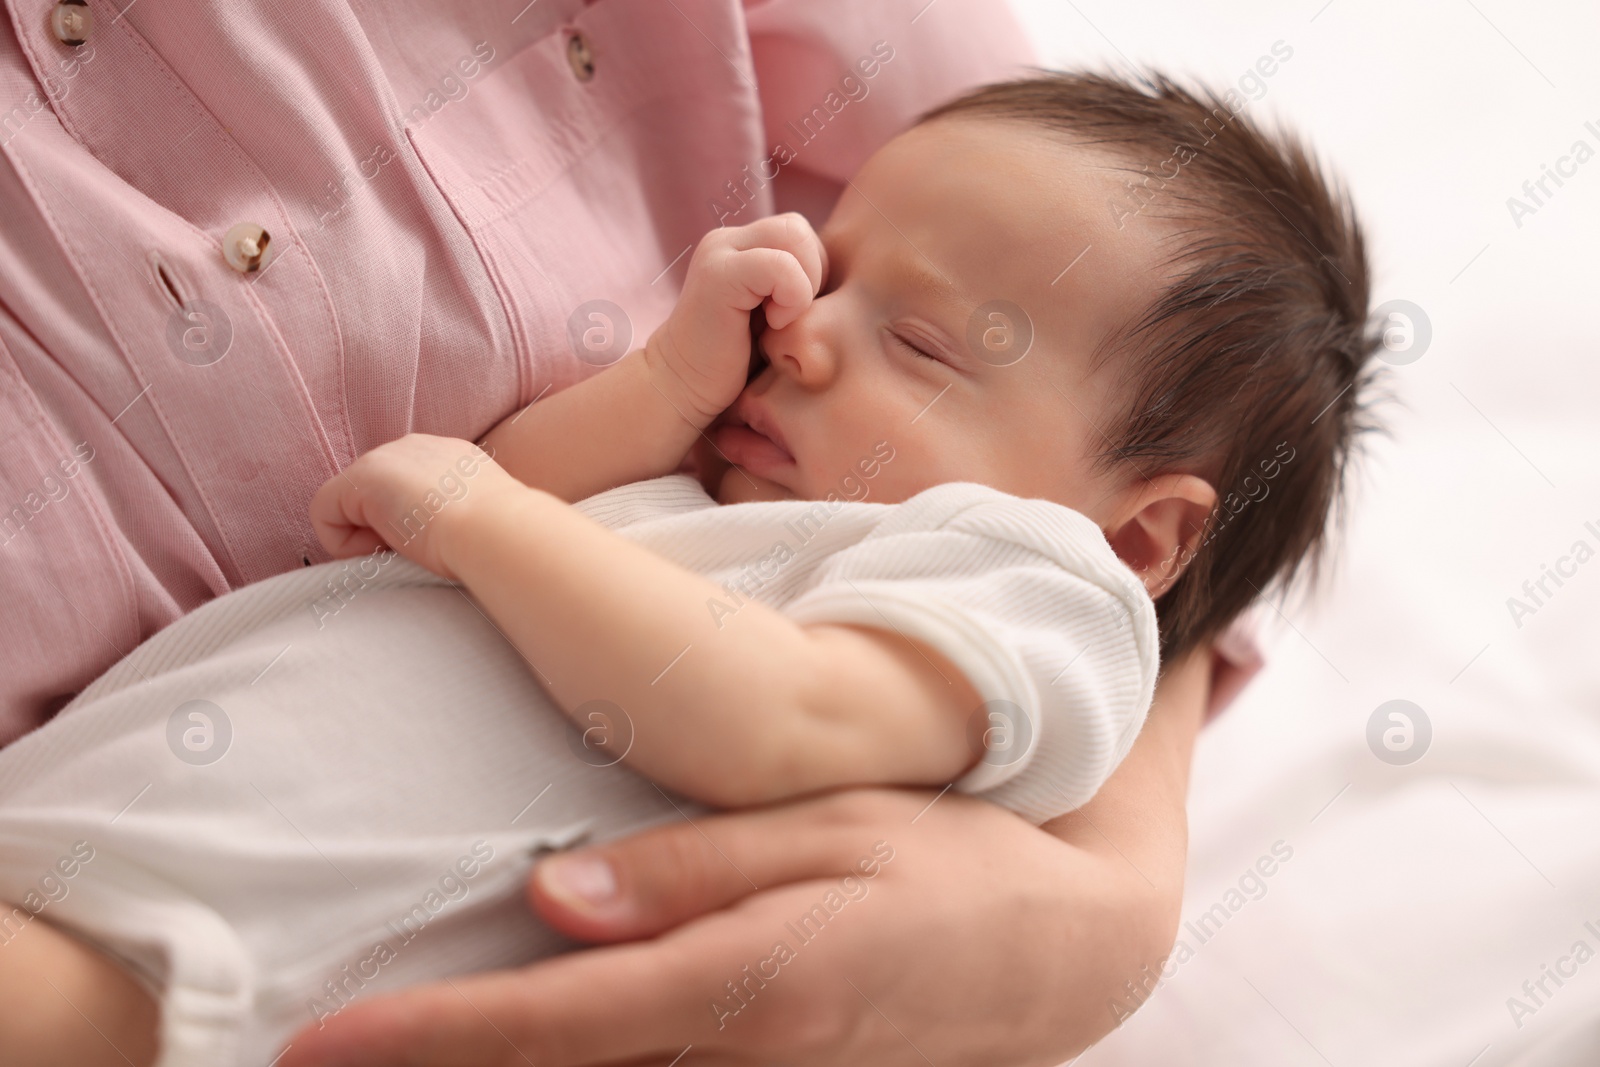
[711,399,795,471]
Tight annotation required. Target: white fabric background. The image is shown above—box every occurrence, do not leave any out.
[1004,2,1600,1064]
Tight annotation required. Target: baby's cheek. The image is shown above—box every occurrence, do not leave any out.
[855,459,926,506]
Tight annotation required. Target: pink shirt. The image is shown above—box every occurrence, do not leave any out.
[0,0,1041,739]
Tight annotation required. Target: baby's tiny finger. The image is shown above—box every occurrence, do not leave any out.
[777,212,826,296]
[327,527,389,560]
[759,255,815,330]
[307,469,383,559]
[728,213,825,296]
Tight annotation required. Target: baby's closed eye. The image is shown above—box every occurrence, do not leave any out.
[888,331,941,362]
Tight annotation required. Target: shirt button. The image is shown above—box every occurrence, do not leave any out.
[50,0,92,46]
[566,31,596,82]
[222,222,272,273]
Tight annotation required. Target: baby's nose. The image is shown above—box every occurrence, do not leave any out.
[762,318,838,387]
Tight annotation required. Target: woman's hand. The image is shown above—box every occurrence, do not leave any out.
[644,212,827,426]
[308,434,524,580]
[278,648,1213,1067]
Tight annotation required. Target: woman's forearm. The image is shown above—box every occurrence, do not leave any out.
[1037,644,1210,1015]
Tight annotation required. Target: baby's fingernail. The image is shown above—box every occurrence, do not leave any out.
[536,853,617,909]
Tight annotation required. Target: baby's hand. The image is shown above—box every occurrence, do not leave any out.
[645,212,828,425]
[309,434,521,580]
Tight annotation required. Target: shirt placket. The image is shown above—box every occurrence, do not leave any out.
[2,0,353,584]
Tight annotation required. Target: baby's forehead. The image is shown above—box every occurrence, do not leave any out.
[877,117,1145,205]
[835,119,1170,341]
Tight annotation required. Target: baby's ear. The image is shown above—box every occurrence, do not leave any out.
[1100,473,1217,600]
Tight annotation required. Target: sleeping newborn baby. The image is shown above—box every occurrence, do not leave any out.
[0,71,1378,1066]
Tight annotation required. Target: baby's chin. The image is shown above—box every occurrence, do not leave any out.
[714,466,802,505]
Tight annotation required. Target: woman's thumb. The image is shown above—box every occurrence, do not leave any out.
[527,823,757,942]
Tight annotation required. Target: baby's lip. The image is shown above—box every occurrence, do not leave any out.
[727,396,794,461]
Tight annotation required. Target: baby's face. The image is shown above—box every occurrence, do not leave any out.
[708,119,1169,526]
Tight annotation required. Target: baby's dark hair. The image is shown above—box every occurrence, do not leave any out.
[920,70,1383,662]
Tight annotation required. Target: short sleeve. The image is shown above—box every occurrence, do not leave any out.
[780,483,1160,825]
[569,475,718,531]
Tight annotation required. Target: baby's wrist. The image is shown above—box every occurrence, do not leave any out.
[641,324,725,429]
[435,469,541,581]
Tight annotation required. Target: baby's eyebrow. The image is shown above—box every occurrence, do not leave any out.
[827,224,967,313]
[894,250,966,313]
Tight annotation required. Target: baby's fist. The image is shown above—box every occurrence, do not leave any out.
[309,434,517,580]
[646,213,829,423]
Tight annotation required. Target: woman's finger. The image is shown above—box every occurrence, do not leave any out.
[527,787,929,943]
[278,877,845,1067]
[605,1055,749,1067]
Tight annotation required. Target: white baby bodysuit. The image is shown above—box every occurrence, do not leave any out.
[0,474,1157,1066]
[574,474,1159,820]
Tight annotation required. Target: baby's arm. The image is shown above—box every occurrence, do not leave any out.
[310,440,982,806]
[479,214,826,503]
[0,911,158,1066]
[441,480,984,805]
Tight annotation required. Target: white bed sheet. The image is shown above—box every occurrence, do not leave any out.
[1003,1,1600,1063]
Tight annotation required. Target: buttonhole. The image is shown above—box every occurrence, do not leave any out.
[148,252,191,311]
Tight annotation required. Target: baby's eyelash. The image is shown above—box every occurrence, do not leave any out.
[890,333,940,362]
